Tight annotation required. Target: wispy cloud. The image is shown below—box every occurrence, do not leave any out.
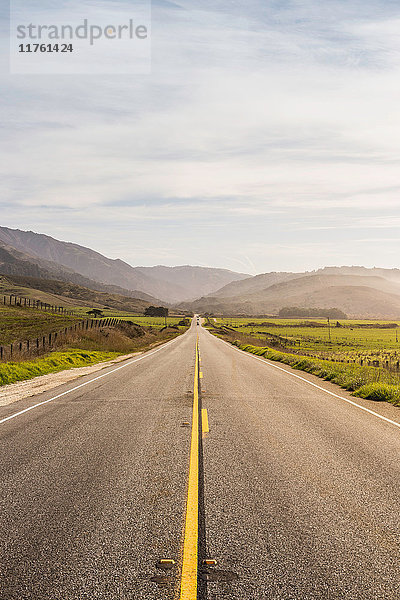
[1,0,400,271]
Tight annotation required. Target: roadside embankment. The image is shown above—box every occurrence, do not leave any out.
[0,321,188,392]
[233,342,400,406]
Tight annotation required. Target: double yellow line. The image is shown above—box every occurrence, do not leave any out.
[179,337,200,599]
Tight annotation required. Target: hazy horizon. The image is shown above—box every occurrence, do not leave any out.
[1,1,400,274]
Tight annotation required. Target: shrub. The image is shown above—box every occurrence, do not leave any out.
[353,383,400,405]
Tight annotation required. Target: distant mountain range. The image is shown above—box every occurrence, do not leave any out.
[183,268,400,318]
[1,226,400,318]
[0,227,249,304]
[0,238,160,303]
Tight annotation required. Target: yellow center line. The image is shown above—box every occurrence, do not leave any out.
[201,409,209,436]
[179,336,200,600]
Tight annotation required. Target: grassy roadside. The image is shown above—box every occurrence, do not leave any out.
[0,322,188,387]
[232,342,400,406]
[0,350,120,386]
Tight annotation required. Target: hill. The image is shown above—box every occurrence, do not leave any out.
[136,265,249,302]
[0,240,161,304]
[0,227,248,302]
[211,271,301,298]
[0,274,155,313]
[185,272,400,318]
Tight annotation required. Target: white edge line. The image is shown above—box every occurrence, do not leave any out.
[207,329,400,431]
[0,333,185,425]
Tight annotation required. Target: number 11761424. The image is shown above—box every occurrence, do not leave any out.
[18,43,73,53]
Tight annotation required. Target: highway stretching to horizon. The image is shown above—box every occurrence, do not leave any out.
[0,318,399,599]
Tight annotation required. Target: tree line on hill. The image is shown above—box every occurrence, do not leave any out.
[278,307,348,319]
[144,305,169,317]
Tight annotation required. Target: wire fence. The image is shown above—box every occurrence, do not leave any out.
[2,293,74,315]
[0,318,122,362]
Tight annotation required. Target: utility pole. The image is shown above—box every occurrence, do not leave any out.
[327,317,331,343]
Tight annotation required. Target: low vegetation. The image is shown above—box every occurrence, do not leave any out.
[232,343,400,406]
[0,350,120,386]
[212,317,400,363]
[278,307,347,318]
[0,304,79,346]
[206,317,400,407]
[0,300,190,385]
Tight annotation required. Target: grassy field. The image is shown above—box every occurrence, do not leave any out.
[0,305,80,346]
[0,275,191,384]
[207,317,400,406]
[71,310,188,328]
[213,317,400,366]
[0,302,189,346]
[122,315,187,328]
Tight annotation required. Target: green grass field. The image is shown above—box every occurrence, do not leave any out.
[0,305,80,346]
[213,317,400,366]
[233,343,400,406]
[124,315,186,328]
[0,303,188,347]
[70,307,187,327]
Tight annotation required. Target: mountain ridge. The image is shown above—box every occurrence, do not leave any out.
[0,227,249,303]
[183,271,400,318]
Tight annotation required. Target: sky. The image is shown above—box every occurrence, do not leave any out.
[1,0,400,275]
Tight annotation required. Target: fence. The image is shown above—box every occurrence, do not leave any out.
[209,322,400,373]
[2,294,74,315]
[0,318,122,362]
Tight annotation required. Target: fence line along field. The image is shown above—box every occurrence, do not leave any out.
[213,317,400,368]
[0,304,80,347]
[0,301,190,386]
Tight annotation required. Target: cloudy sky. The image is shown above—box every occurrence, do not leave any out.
[1,0,400,274]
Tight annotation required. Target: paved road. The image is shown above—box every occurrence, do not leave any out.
[1,320,400,599]
[198,326,400,600]
[0,329,196,600]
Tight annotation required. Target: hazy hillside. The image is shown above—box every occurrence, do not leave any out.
[186,273,400,318]
[137,265,249,301]
[0,240,161,304]
[0,274,154,313]
[0,226,163,295]
[315,266,400,282]
[3,227,400,316]
[0,227,248,302]
[211,271,301,298]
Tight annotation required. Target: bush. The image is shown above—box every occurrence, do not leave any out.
[353,383,400,405]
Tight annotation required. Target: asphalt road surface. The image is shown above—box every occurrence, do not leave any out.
[1,319,399,599]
